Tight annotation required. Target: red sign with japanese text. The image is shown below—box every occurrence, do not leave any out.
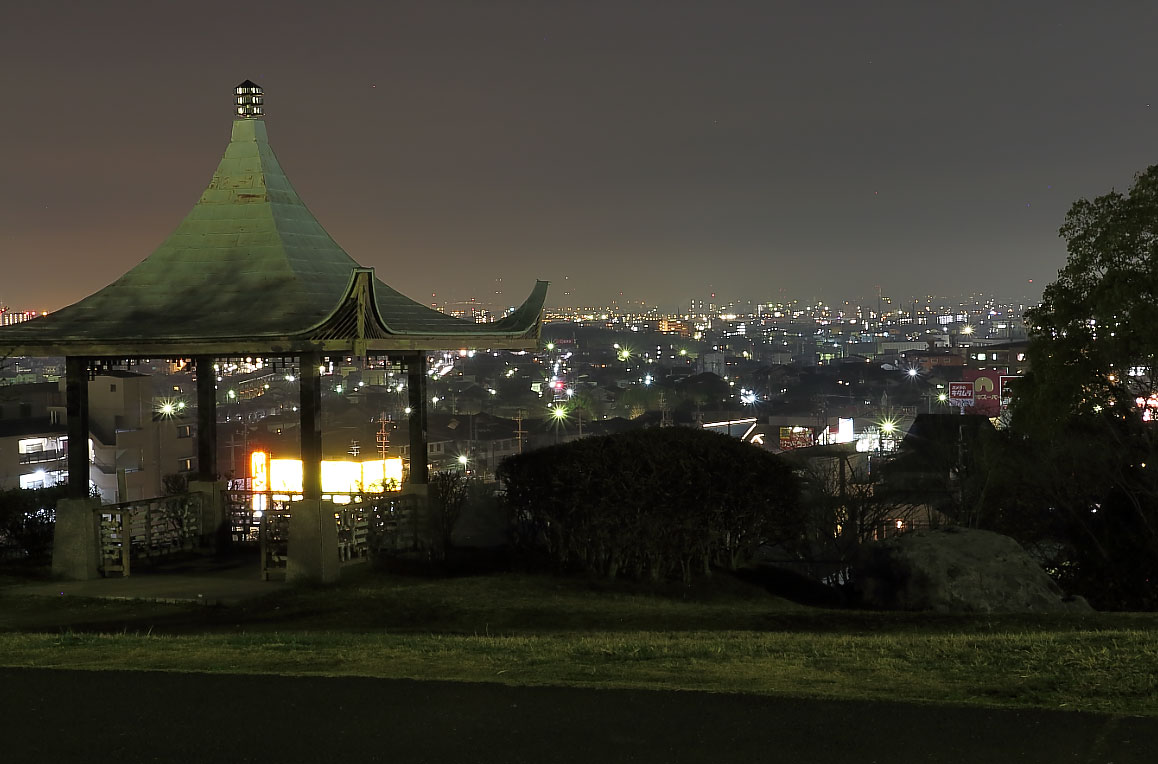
[963,369,1006,416]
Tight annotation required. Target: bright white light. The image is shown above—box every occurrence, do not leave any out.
[907,368,918,378]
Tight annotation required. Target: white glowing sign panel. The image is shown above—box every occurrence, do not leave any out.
[250,452,402,493]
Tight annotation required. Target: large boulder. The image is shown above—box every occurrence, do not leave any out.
[852,527,1092,613]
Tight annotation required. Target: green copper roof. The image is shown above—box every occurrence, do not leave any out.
[1,119,546,357]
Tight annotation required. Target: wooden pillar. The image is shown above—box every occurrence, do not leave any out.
[65,356,90,500]
[300,351,323,500]
[195,356,218,480]
[407,353,429,484]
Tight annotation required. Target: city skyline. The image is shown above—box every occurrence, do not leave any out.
[5,2,1158,311]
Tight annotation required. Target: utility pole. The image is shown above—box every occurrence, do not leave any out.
[515,409,526,454]
[376,412,390,460]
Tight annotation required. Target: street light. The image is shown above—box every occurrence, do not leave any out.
[551,404,568,444]
[877,418,897,453]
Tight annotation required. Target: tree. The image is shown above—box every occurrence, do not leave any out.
[797,450,919,565]
[0,485,67,563]
[1018,165,1158,429]
[427,469,470,558]
[1006,166,1158,608]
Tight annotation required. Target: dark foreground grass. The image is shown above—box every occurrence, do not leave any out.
[2,570,1157,716]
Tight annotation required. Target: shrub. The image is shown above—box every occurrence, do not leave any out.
[0,485,66,562]
[498,427,804,582]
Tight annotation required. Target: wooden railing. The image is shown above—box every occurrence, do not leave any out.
[222,491,422,579]
[97,493,204,576]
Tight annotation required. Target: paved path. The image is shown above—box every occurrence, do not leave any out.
[1,668,1153,763]
[5,573,284,606]
[4,554,285,606]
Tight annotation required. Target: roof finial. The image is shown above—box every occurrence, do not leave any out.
[234,80,264,119]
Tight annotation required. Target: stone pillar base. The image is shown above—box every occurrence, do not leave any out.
[187,480,227,551]
[287,499,340,583]
[52,498,102,580]
[400,482,430,550]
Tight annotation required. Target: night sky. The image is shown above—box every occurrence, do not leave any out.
[4,1,1158,312]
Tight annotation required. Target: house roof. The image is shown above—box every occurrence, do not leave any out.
[1,112,546,358]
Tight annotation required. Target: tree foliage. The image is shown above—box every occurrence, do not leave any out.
[498,428,804,582]
[1019,166,1158,429]
[427,469,471,558]
[966,425,1158,610]
[0,485,66,562]
[1003,167,1158,609]
[797,452,921,565]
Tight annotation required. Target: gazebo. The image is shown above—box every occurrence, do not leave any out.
[0,80,547,581]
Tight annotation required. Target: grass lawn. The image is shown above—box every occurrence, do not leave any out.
[2,566,1156,716]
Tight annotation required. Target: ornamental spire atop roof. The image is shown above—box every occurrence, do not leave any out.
[235,80,264,119]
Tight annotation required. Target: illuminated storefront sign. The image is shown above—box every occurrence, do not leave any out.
[779,426,814,451]
[249,452,403,493]
[948,382,975,407]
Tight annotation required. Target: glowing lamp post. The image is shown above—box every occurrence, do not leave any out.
[551,404,568,444]
[878,418,897,453]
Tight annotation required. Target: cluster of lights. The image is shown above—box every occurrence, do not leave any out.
[155,397,187,417]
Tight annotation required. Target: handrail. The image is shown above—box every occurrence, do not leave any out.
[223,489,422,576]
[95,492,205,576]
[19,449,65,464]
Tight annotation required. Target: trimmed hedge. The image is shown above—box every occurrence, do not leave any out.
[498,427,803,581]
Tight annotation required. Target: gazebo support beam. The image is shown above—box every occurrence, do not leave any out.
[65,356,90,499]
[300,351,323,500]
[195,356,218,480]
[287,350,339,583]
[54,356,100,580]
[407,353,429,485]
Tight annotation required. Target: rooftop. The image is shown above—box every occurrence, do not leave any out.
[0,81,546,358]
